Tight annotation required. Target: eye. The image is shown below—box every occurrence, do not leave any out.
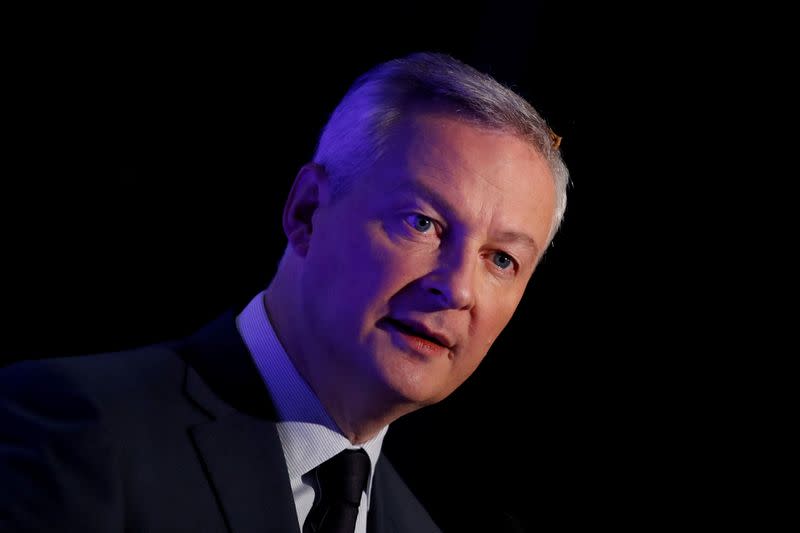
[492,252,515,270]
[405,213,435,233]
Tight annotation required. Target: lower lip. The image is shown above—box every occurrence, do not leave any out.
[384,322,450,358]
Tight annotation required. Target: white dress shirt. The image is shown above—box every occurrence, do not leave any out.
[236,291,387,533]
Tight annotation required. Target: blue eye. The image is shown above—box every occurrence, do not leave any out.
[407,214,434,233]
[492,252,514,270]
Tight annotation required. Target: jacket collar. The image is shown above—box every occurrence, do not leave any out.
[175,310,300,533]
[172,309,411,533]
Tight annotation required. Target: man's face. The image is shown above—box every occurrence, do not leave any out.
[301,112,556,408]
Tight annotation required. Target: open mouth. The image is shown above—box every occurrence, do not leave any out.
[380,318,448,348]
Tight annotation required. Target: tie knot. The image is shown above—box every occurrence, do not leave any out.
[316,448,371,506]
[304,449,371,533]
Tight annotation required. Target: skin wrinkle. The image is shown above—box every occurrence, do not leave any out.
[402,121,548,266]
[269,111,556,443]
[384,177,541,271]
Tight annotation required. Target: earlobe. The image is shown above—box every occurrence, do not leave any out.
[282,163,331,257]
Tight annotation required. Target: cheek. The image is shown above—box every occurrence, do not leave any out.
[471,289,524,349]
[307,221,422,332]
[364,222,432,295]
[310,218,377,284]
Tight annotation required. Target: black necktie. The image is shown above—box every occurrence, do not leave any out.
[303,448,371,533]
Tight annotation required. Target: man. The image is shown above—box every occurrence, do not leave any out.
[0,52,568,532]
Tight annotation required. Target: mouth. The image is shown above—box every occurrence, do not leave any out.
[378,317,452,349]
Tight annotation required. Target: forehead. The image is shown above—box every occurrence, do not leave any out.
[376,112,552,192]
[361,113,557,248]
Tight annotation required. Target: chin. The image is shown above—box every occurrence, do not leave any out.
[371,351,449,406]
[358,329,452,405]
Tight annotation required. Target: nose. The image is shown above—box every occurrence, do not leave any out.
[421,246,477,311]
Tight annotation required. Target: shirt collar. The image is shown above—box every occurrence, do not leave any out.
[235,291,387,501]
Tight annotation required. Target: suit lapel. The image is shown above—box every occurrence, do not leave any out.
[190,410,299,533]
[176,310,301,533]
[368,457,397,533]
[368,455,442,533]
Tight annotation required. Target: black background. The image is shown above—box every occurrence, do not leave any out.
[0,2,737,531]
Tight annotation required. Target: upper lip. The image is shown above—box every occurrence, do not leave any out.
[383,317,455,349]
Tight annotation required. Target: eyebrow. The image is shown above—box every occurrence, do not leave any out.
[392,181,542,256]
[392,180,459,218]
[494,231,540,256]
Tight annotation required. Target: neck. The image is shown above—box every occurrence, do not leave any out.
[264,257,417,444]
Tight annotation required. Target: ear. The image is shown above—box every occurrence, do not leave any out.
[282,163,332,257]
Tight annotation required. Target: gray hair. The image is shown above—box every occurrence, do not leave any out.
[313,52,569,246]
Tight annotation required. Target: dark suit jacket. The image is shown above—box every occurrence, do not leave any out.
[0,311,442,533]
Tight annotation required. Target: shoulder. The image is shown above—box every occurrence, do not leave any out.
[0,345,189,531]
[0,343,187,426]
